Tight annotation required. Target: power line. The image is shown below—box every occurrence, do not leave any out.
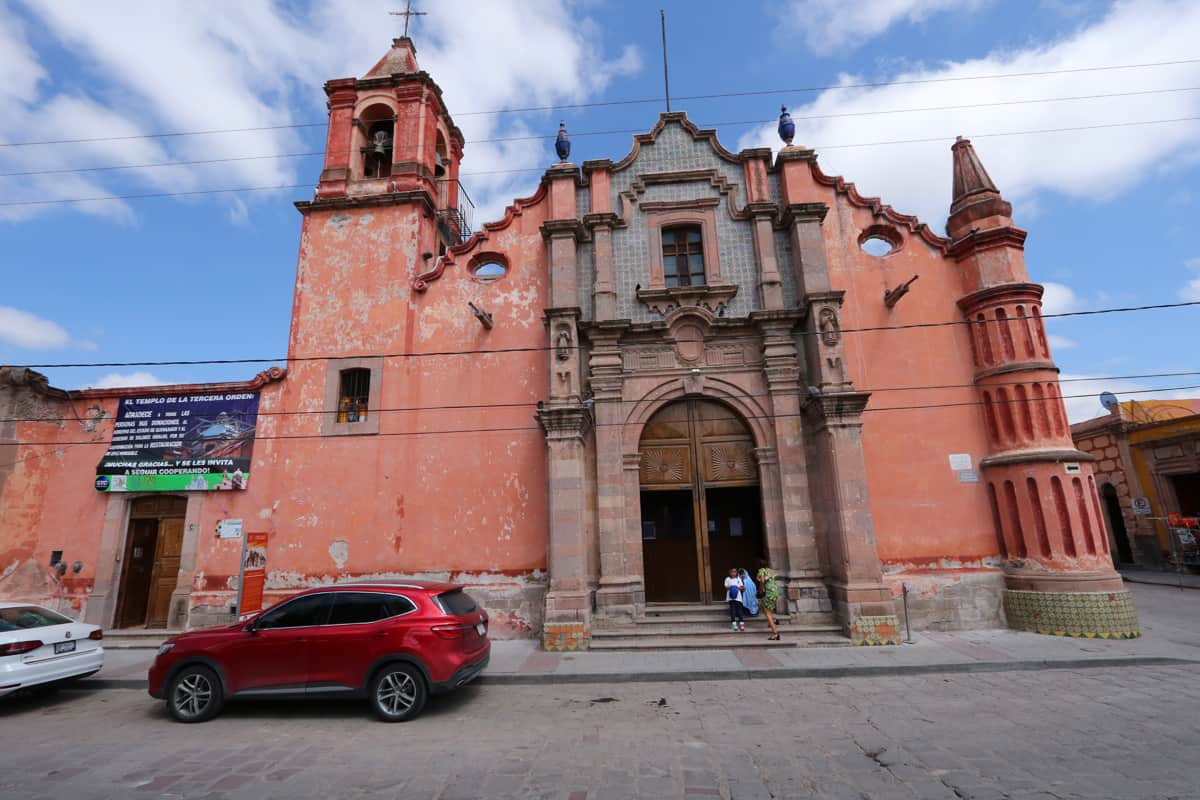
[3,57,1197,148]
[4,114,1198,207]
[5,85,1197,179]
[14,300,1200,370]
[9,383,1199,448]
[7,370,1199,426]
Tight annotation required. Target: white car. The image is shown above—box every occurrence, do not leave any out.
[0,603,104,697]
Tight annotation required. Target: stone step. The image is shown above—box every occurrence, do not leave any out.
[101,630,176,649]
[641,606,836,627]
[588,632,850,651]
[592,622,841,638]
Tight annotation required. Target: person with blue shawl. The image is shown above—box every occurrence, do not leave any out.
[738,567,759,616]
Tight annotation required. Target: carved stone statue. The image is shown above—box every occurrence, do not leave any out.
[555,327,572,361]
[818,307,841,347]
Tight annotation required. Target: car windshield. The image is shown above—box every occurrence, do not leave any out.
[437,589,478,616]
[0,606,72,632]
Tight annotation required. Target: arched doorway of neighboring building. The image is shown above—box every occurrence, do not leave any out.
[638,398,765,603]
[1101,484,1134,565]
[114,495,186,629]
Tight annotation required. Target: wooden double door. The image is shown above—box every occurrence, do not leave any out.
[115,496,186,629]
[638,399,765,603]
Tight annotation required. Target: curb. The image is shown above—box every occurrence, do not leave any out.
[1122,575,1200,591]
[73,656,1195,692]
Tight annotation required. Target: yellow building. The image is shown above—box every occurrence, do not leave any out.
[1072,399,1200,568]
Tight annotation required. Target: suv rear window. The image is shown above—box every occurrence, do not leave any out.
[0,606,72,632]
[436,589,478,616]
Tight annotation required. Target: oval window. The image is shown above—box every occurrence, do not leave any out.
[860,237,895,257]
[474,261,507,281]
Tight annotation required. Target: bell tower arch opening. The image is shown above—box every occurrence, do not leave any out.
[638,398,765,603]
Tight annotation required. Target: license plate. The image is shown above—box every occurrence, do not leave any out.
[54,641,76,654]
[475,623,486,637]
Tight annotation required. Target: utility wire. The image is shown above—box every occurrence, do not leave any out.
[10,383,1199,447]
[2,57,1197,148]
[4,115,1198,207]
[6,370,1198,426]
[4,85,1197,179]
[14,300,1200,370]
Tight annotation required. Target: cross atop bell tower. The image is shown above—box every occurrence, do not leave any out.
[389,0,426,39]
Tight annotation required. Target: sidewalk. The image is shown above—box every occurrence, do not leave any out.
[86,582,1200,690]
[1119,566,1200,590]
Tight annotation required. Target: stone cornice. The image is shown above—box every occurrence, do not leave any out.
[773,146,818,165]
[957,282,1044,312]
[779,202,829,226]
[0,367,70,400]
[296,189,436,216]
[980,448,1097,468]
[582,212,624,230]
[807,391,871,422]
[540,219,589,242]
[537,404,593,438]
[948,226,1028,260]
[974,360,1059,381]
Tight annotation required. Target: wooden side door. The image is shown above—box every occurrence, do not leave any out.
[145,517,184,629]
[115,519,159,628]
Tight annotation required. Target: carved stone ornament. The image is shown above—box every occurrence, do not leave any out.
[637,284,738,317]
[818,307,841,347]
[555,326,573,362]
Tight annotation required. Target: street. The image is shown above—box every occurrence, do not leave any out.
[3,658,1198,799]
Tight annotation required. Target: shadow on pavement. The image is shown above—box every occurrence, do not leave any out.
[133,683,485,724]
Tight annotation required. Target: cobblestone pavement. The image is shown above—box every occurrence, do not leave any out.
[2,664,1198,799]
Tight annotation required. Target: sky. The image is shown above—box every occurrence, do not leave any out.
[1,0,1198,423]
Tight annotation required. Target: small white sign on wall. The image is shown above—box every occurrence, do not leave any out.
[957,470,980,483]
[949,453,973,471]
[1132,497,1152,516]
[217,519,243,539]
[1063,463,1082,475]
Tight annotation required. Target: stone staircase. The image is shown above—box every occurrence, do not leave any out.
[101,629,174,649]
[589,603,848,650]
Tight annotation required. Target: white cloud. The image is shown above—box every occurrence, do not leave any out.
[1047,334,1076,350]
[5,1,640,227]
[88,371,166,389]
[739,0,1200,236]
[778,0,985,55]
[1061,373,1200,423]
[1180,257,1200,302]
[0,306,70,349]
[1040,282,1083,315]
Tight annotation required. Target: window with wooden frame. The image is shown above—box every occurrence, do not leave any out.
[337,368,371,423]
[661,225,706,288]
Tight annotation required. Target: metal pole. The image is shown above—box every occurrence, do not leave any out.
[902,583,913,643]
[660,9,671,112]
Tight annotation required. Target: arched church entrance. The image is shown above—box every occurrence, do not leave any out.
[638,399,765,603]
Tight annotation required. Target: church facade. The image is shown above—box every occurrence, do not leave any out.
[0,38,1138,647]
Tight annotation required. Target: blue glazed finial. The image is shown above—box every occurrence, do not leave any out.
[555,121,571,161]
[778,105,795,146]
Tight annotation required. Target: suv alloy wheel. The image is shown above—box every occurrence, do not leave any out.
[369,662,427,722]
[167,664,224,723]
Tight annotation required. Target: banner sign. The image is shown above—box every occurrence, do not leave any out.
[95,392,260,492]
[238,532,269,618]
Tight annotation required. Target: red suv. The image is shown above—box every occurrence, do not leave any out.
[148,581,489,723]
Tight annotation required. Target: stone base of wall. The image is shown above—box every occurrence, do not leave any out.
[1003,589,1140,638]
[848,615,902,645]
[543,622,589,651]
[886,570,1007,631]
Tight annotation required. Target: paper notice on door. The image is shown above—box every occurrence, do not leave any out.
[730,518,743,537]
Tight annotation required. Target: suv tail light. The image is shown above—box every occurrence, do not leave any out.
[88,630,104,641]
[430,623,472,640]
[1,640,43,656]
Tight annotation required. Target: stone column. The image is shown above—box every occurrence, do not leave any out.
[783,200,899,644]
[316,79,357,199]
[538,405,593,651]
[751,311,830,620]
[588,324,641,622]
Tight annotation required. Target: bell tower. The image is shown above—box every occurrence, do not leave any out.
[289,36,468,361]
[949,138,1139,639]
